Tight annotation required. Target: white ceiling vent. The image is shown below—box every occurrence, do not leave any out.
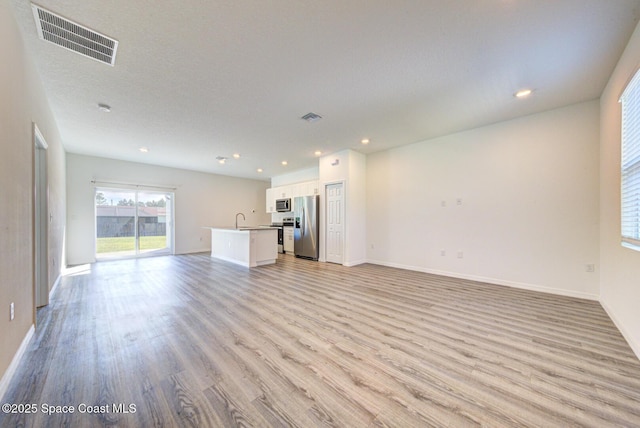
[301,112,323,123]
[31,4,118,66]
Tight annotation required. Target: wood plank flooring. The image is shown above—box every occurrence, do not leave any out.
[1,253,639,427]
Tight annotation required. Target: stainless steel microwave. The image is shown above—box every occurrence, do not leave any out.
[275,198,291,212]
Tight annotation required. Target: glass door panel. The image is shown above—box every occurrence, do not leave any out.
[96,189,137,258]
[95,188,173,259]
[137,191,171,255]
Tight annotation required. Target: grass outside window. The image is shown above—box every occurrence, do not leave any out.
[97,236,167,253]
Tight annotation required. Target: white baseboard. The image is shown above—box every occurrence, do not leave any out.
[178,249,211,255]
[343,259,366,267]
[0,325,35,402]
[366,259,599,301]
[600,299,640,361]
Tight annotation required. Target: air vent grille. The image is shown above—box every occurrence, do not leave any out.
[301,112,323,122]
[31,4,118,66]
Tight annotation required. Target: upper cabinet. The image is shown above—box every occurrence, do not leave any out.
[295,180,319,197]
[302,181,319,196]
[276,185,292,199]
[266,188,275,213]
[266,180,319,213]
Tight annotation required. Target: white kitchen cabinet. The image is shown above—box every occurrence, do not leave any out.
[208,227,278,267]
[266,180,320,213]
[266,188,275,213]
[290,183,304,198]
[266,186,293,213]
[292,180,320,197]
[277,185,292,199]
[304,180,319,196]
[283,226,294,253]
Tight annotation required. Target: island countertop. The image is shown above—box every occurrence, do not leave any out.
[205,227,278,267]
[203,226,279,231]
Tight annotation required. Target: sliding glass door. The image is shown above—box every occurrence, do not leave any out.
[95,187,173,259]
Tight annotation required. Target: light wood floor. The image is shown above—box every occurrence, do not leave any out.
[1,253,640,427]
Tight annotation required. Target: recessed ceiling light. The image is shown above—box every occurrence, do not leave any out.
[282,161,288,166]
[361,138,370,145]
[97,103,111,112]
[314,151,322,156]
[257,168,263,173]
[139,147,148,153]
[233,153,240,159]
[514,88,533,98]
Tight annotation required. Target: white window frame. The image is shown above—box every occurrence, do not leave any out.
[620,68,640,251]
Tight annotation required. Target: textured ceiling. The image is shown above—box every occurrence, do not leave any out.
[9,0,640,181]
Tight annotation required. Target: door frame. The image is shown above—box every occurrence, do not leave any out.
[322,180,346,264]
[33,124,49,315]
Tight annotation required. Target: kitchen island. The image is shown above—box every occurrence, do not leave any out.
[205,227,278,268]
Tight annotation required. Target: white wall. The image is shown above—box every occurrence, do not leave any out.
[346,151,367,266]
[319,149,367,266]
[271,166,319,187]
[0,2,66,392]
[599,22,640,358]
[366,101,600,299]
[66,154,270,265]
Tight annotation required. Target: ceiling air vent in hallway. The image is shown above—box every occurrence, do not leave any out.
[31,4,118,66]
[301,112,323,123]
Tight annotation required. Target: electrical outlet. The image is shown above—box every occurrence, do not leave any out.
[586,264,595,273]
[456,198,463,206]
[370,244,375,249]
[440,249,446,256]
[441,200,446,207]
[10,302,14,321]
[457,251,464,259]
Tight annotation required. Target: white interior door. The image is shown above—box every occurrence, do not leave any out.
[326,182,344,264]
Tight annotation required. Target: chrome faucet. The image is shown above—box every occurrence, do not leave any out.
[235,212,246,229]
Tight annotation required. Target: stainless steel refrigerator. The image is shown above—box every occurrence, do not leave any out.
[293,195,319,260]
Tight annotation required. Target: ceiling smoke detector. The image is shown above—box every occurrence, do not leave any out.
[31,5,119,66]
[301,112,323,123]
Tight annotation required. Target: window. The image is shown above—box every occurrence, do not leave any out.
[95,187,174,259]
[620,69,640,250]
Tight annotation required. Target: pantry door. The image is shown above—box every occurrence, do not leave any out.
[325,182,344,264]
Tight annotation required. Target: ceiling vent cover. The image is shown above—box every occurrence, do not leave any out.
[301,112,323,123]
[31,4,118,66]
